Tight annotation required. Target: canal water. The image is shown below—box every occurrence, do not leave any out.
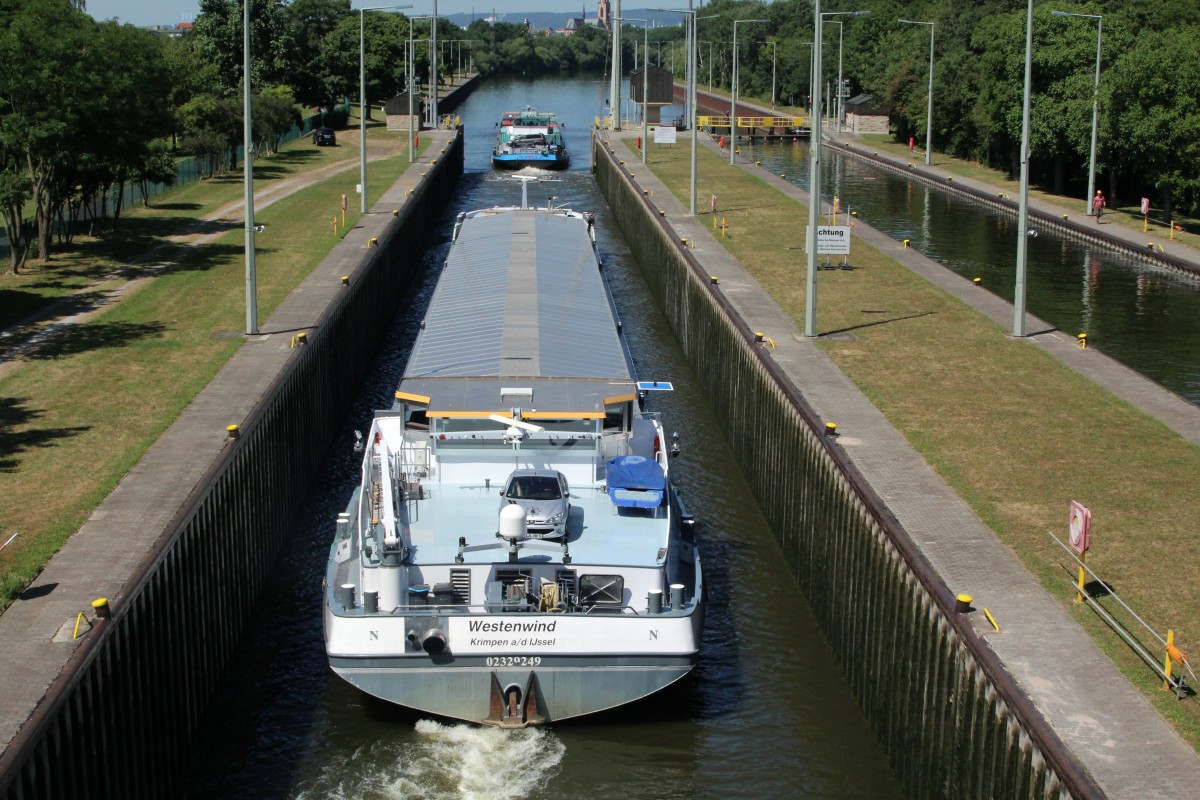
[736,138,1200,405]
[175,75,903,799]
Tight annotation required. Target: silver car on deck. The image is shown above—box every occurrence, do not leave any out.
[499,469,570,539]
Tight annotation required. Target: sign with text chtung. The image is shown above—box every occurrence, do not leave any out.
[816,225,851,255]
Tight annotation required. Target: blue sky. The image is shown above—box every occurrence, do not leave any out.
[87,1,613,28]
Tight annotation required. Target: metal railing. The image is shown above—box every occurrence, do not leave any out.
[0,104,350,261]
[1050,531,1196,698]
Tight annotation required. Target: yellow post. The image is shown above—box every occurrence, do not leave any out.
[332,217,337,235]
[1143,214,1148,232]
[1075,550,1086,603]
[342,208,346,227]
[721,218,727,238]
[1164,630,1175,690]
[1171,221,1176,240]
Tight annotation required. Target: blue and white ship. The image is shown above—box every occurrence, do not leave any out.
[491,108,569,170]
[323,185,703,726]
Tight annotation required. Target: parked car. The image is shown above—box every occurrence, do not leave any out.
[313,127,336,146]
[499,469,570,539]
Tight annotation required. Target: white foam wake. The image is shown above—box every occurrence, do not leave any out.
[293,720,565,800]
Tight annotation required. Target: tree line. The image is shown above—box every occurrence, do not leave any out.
[5,0,1198,273]
[684,0,1200,219]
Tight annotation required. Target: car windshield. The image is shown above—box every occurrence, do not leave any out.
[505,476,561,501]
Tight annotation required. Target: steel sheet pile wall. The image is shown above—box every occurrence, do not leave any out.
[0,137,463,800]
[593,134,1095,800]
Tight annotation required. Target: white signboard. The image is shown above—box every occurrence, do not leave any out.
[654,126,677,144]
[816,225,851,255]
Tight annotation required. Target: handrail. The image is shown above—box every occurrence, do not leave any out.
[1049,532,1197,691]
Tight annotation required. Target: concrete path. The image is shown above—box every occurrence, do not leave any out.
[599,129,1200,798]
[0,129,459,759]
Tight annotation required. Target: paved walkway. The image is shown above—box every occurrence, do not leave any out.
[0,129,460,759]
[598,129,1200,797]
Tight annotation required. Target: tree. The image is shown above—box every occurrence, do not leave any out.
[254,86,303,156]
[192,0,294,97]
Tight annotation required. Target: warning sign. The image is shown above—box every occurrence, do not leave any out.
[816,225,851,255]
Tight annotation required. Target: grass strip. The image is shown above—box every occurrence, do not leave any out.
[0,124,425,608]
[645,143,1200,749]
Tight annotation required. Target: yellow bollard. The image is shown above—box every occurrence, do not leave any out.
[342,208,345,227]
[903,239,910,248]
[92,597,111,619]
[973,277,982,286]
[393,209,399,217]
[824,422,838,437]
[1077,333,1087,349]
[659,210,666,217]
[227,424,240,439]
[1171,221,1177,240]
[341,275,350,286]
[955,594,973,613]
[1075,551,1087,603]
[369,237,378,247]
[754,332,764,342]
[721,217,727,238]
[710,275,719,285]
[1062,214,1069,220]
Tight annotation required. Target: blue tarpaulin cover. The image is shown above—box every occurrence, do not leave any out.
[606,455,666,508]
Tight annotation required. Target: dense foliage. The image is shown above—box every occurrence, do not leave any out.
[692,0,1200,217]
[4,0,1200,272]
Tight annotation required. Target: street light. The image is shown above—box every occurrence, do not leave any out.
[1052,10,1103,216]
[898,19,934,166]
[805,9,869,337]
[609,0,622,131]
[653,7,720,215]
[408,16,435,163]
[699,40,714,92]
[820,11,870,140]
[243,0,257,334]
[1014,0,1034,337]
[358,4,413,214]
[759,40,777,107]
[730,18,768,165]
[617,17,650,165]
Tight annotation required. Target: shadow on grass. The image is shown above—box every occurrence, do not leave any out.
[0,396,91,473]
[24,319,167,361]
[822,310,936,337]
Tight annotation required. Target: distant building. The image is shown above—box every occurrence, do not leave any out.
[844,94,890,134]
[598,0,612,30]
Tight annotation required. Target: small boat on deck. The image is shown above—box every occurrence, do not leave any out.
[323,182,703,727]
[491,108,569,170]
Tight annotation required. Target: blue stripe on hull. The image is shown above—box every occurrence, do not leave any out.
[491,155,569,170]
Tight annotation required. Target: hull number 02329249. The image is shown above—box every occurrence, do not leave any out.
[486,656,543,667]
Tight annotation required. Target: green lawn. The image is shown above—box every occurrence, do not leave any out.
[644,143,1200,749]
[0,121,426,608]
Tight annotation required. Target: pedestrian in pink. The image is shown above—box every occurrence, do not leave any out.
[1092,190,1106,222]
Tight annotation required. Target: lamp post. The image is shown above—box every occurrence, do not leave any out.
[898,19,934,166]
[1014,0,1034,337]
[804,9,869,337]
[653,7,719,215]
[359,4,413,214]
[243,0,256,334]
[1052,10,1103,216]
[730,18,768,165]
[408,17,434,163]
[609,0,622,130]
[617,17,650,164]
[699,40,714,91]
